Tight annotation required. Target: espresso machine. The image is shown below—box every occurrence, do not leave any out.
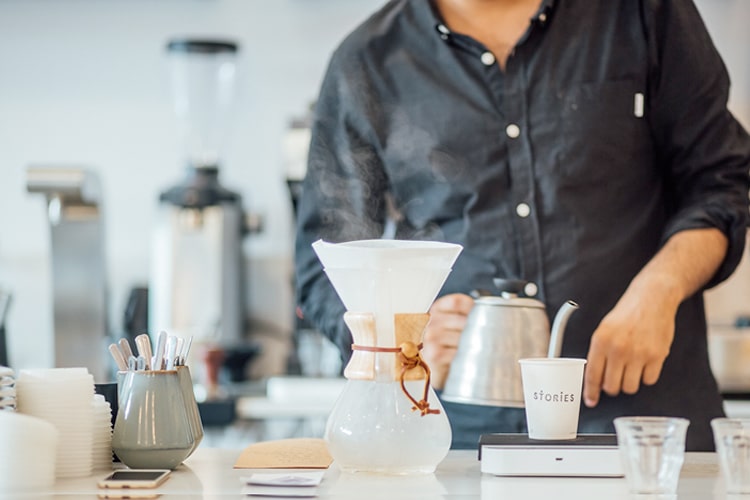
[149,39,259,390]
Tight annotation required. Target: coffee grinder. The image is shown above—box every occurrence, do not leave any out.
[149,39,257,395]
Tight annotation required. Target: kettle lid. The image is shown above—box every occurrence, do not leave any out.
[477,278,546,308]
[475,295,545,308]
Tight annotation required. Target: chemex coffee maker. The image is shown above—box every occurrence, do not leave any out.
[312,239,463,474]
[149,38,260,394]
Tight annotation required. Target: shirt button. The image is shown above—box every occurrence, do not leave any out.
[516,203,531,218]
[538,12,547,23]
[524,282,538,297]
[480,51,496,66]
[506,123,521,138]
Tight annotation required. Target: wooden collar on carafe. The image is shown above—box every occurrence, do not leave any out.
[345,312,439,416]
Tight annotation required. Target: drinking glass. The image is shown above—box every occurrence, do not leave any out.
[614,416,689,495]
[711,417,750,494]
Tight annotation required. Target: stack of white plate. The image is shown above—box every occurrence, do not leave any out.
[0,366,15,411]
[16,367,95,478]
[91,394,113,470]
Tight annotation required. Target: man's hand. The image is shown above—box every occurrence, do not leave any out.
[422,293,475,389]
[583,227,728,407]
[583,285,677,408]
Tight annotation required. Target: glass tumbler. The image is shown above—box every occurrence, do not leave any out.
[712,417,750,494]
[614,416,689,495]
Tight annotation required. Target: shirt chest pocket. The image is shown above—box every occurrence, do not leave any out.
[555,79,654,184]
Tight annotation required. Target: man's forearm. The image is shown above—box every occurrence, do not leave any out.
[626,227,728,306]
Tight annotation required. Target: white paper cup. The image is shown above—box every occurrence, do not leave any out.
[711,417,750,494]
[519,358,586,440]
[614,416,689,495]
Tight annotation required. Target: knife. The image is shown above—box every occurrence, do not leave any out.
[119,338,134,359]
[109,343,128,371]
[135,334,153,370]
[152,330,167,370]
[165,336,178,370]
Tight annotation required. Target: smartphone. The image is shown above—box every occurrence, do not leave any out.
[98,492,160,499]
[98,469,171,489]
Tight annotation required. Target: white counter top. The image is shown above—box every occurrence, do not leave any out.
[236,376,345,419]
[17,448,730,499]
[236,377,750,421]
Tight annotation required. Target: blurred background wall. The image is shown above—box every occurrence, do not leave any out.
[0,0,382,375]
[0,0,747,376]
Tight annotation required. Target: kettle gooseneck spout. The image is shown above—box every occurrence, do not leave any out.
[547,300,579,358]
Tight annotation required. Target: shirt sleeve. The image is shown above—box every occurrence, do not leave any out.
[294,47,390,360]
[643,0,750,289]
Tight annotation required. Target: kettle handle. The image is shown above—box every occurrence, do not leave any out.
[492,278,528,295]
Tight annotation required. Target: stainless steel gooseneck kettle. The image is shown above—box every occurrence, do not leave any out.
[441,279,578,407]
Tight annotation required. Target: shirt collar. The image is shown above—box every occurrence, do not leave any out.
[429,0,558,39]
[536,0,556,26]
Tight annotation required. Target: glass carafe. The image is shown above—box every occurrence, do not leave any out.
[326,312,451,473]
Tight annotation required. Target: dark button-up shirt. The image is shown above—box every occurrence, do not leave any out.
[295,0,750,451]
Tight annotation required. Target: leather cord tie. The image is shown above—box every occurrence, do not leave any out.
[351,341,439,417]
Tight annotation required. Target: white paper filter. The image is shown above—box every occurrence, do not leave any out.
[312,239,463,354]
[312,239,462,311]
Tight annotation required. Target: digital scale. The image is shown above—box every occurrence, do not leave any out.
[478,433,624,477]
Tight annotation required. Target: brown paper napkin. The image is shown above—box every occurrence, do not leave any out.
[234,438,333,469]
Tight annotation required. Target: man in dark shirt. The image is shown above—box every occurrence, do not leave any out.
[294,0,750,451]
